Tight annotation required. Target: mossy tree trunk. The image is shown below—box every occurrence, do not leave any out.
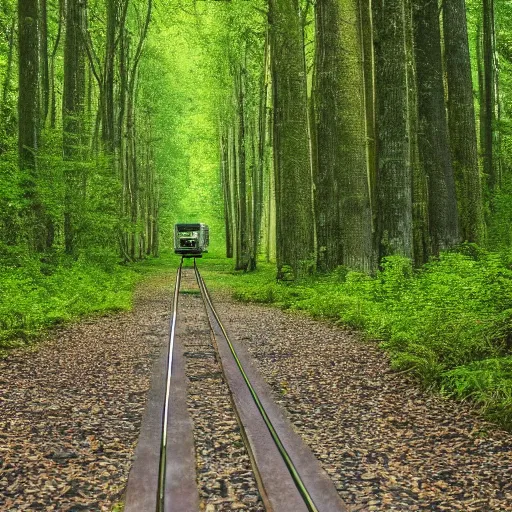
[443,0,484,244]
[270,0,315,280]
[234,66,249,271]
[413,0,459,254]
[18,0,46,252]
[314,0,373,272]
[373,0,413,260]
[63,0,87,256]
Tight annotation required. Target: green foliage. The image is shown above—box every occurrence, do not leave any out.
[0,253,139,352]
[442,357,512,429]
[202,248,512,429]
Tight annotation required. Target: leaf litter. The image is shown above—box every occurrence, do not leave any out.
[212,291,512,512]
[0,274,172,511]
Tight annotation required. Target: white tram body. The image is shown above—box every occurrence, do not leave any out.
[174,223,209,257]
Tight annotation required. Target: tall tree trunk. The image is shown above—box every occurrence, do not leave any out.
[1,13,16,134]
[405,0,429,265]
[270,0,315,280]
[373,0,413,259]
[320,0,374,271]
[18,0,46,252]
[234,67,249,270]
[63,0,87,256]
[360,0,376,222]
[103,0,118,151]
[40,0,50,125]
[249,30,270,271]
[481,0,500,194]
[314,0,373,271]
[49,0,64,129]
[413,0,459,254]
[220,127,233,258]
[121,0,152,261]
[443,0,484,244]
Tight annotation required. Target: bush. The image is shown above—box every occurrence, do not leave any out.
[0,254,139,351]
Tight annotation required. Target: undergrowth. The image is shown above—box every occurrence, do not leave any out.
[0,249,142,353]
[201,246,512,430]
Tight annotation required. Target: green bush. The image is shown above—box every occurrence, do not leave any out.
[0,254,139,350]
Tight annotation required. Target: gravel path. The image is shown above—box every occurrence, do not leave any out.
[211,290,512,512]
[0,273,172,511]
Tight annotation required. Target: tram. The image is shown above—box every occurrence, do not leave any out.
[174,223,209,257]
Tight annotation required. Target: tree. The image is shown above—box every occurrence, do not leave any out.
[443,0,484,243]
[480,0,501,195]
[413,0,459,254]
[233,64,249,270]
[270,0,315,279]
[314,0,373,272]
[373,0,413,260]
[18,0,46,252]
[63,0,87,256]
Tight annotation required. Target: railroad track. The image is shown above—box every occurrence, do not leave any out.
[124,259,347,512]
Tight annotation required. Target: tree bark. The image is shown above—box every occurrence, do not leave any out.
[413,0,459,254]
[373,0,413,259]
[443,0,484,244]
[1,13,16,133]
[405,0,429,265]
[234,67,249,271]
[270,0,315,279]
[314,0,373,271]
[40,0,50,125]
[63,0,87,256]
[18,0,46,252]
[481,0,500,194]
[49,0,64,129]
[220,127,234,258]
[103,0,118,151]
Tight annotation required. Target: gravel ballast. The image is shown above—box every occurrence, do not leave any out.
[211,290,512,512]
[178,271,264,511]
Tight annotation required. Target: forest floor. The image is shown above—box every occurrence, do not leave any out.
[212,291,512,511]
[1,268,512,511]
[0,272,172,511]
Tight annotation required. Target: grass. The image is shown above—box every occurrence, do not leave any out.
[198,246,512,430]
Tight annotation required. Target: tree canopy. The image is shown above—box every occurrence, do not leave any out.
[1,0,512,273]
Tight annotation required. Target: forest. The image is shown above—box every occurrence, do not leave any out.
[1,0,512,428]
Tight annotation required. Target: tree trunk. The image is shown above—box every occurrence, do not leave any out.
[1,13,16,135]
[49,0,64,129]
[405,0,429,265]
[314,0,373,272]
[234,67,249,271]
[481,0,500,194]
[250,30,270,271]
[63,0,87,256]
[413,0,459,254]
[103,0,118,151]
[373,0,413,259]
[220,127,234,258]
[40,0,50,125]
[18,0,46,252]
[360,0,376,222]
[270,0,315,280]
[443,0,484,244]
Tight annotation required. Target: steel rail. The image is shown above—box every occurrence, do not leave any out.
[193,260,320,512]
[156,257,183,512]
